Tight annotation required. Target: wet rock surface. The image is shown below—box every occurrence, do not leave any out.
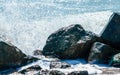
[76,31,103,59]
[42,24,86,59]
[0,41,26,70]
[42,24,103,59]
[101,13,120,50]
[88,42,120,64]
[0,41,38,70]
[0,41,26,68]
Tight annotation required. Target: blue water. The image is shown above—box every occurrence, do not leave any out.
[0,0,120,22]
[0,0,119,55]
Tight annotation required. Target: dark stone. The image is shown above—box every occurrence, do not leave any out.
[23,56,38,64]
[76,31,103,59]
[39,69,49,75]
[110,53,120,67]
[19,65,41,74]
[88,42,120,64]
[50,61,71,69]
[67,71,88,75]
[0,41,38,70]
[33,50,43,56]
[42,24,86,59]
[49,70,65,75]
[101,13,120,50]
[42,24,104,59]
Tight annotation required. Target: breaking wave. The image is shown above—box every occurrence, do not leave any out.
[0,0,119,55]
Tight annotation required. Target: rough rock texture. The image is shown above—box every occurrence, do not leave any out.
[110,53,120,67]
[50,61,71,69]
[0,41,38,70]
[49,70,65,75]
[42,24,103,59]
[67,71,88,75]
[88,42,120,64]
[42,24,86,59]
[76,31,103,59]
[101,13,120,50]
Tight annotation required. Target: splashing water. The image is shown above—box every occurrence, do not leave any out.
[0,0,119,55]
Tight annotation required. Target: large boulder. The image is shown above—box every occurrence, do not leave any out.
[42,24,103,59]
[76,31,103,59]
[42,24,86,59]
[110,53,120,67]
[101,13,120,50]
[88,42,120,64]
[0,41,37,70]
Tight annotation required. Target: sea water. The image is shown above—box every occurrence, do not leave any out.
[0,0,119,55]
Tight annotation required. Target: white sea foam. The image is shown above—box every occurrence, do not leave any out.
[0,1,119,75]
[0,11,112,55]
[17,58,109,75]
[0,0,114,55]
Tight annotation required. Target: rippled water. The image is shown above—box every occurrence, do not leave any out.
[0,0,120,21]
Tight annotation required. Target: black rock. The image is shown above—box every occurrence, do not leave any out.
[49,70,65,75]
[67,71,88,75]
[101,13,120,50]
[76,31,103,59]
[42,24,104,59]
[50,61,71,69]
[0,41,38,70]
[88,42,120,64]
[42,24,86,59]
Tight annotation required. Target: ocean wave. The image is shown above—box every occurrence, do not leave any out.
[0,11,112,55]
